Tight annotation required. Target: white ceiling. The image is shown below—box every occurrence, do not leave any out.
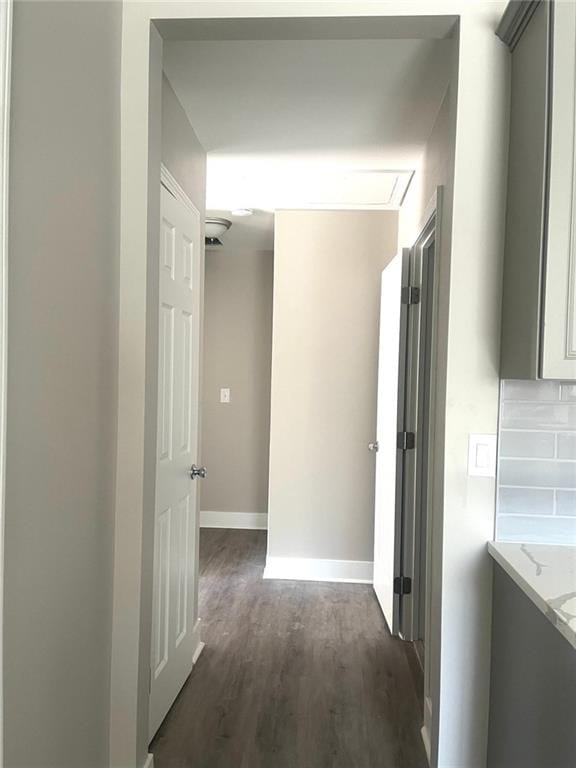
[164,39,451,168]
[163,36,452,248]
[205,163,413,211]
[207,209,274,253]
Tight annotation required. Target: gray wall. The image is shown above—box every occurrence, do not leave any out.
[488,564,576,768]
[5,2,121,765]
[497,380,576,544]
[162,74,206,214]
[268,210,398,563]
[201,249,273,516]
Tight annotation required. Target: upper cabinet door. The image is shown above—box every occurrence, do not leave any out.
[498,0,576,381]
[499,0,549,380]
[541,0,576,380]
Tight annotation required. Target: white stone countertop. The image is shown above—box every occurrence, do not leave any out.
[488,541,576,651]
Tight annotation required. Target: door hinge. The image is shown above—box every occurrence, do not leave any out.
[401,285,421,305]
[397,431,416,450]
[394,575,413,596]
[149,667,152,694]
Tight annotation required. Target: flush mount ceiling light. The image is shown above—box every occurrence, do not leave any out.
[230,208,253,217]
[205,217,231,246]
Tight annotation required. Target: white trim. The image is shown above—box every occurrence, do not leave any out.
[161,163,198,216]
[421,724,431,765]
[142,754,154,768]
[0,3,12,766]
[263,556,373,584]
[200,511,268,530]
[421,694,433,765]
[190,617,204,665]
[192,639,205,666]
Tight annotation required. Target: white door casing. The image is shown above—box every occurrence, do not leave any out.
[149,181,203,739]
[372,253,402,631]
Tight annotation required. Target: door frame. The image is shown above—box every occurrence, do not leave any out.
[112,6,508,768]
[0,3,12,766]
[417,189,444,759]
[112,14,449,768]
[394,196,440,644]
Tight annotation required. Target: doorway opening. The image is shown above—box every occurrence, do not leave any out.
[146,26,450,763]
[110,12,461,768]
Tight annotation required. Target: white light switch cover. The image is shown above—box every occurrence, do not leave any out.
[468,434,497,477]
[220,388,231,404]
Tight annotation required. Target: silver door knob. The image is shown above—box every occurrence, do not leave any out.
[368,442,379,452]
[190,464,207,479]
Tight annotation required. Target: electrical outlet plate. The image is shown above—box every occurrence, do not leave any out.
[467,434,497,477]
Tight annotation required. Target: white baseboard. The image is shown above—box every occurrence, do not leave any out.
[421,724,431,764]
[200,510,267,530]
[193,640,205,665]
[421,695,433,765]
[263,555,373,584]
[191,617,204,665]
[142,754,154,768]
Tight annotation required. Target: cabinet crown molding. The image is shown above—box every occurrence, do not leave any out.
[497,0,541,50]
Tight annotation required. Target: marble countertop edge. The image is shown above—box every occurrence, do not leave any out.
[488,541,576,652]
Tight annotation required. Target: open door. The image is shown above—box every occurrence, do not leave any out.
[395,221,436,643]
[372,253,403,632]
[373,196,440,646]
[149,181,204,739]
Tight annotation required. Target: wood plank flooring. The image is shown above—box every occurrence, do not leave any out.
[151,529,428,768]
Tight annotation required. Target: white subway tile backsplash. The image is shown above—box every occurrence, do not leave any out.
[499,430,556,458]
[497,380,576,545]
[556,491,576,517]
[501,402,576,430]
[496,514,576,545]
[560,384,576,402]
[558,433,576,460]
[498,487,554,516]
[502,380,561,401]
[499,459,576,489]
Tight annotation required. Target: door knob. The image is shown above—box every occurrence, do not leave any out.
[368,442,379,452]
[190,464,207,479]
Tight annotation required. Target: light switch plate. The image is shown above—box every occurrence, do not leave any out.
[220,387,231,404]
[467,434,497,477]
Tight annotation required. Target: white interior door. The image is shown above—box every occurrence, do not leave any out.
[149,183,203,739]
[372,254,402,631]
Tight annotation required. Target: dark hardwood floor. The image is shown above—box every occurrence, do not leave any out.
[151,529,428,768]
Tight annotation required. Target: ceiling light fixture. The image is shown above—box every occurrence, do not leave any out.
[205,217,231,246]
[230,208,253,217]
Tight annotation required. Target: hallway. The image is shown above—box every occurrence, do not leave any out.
[151,529,428,768]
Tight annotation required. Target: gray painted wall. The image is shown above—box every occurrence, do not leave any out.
[5,2,121,765]
[268,210,398,563]
[162,74,206,215]
[488,564,576,768]
[201,248,273,516]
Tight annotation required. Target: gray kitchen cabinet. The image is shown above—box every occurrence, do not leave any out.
[498,0,576,380]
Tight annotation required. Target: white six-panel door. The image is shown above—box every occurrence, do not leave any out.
[372,254,402,632]
[149,183,202,739]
